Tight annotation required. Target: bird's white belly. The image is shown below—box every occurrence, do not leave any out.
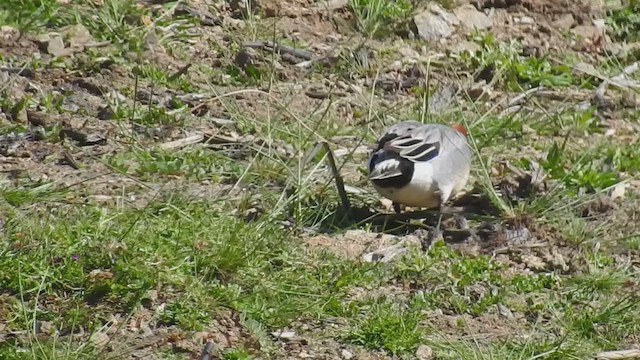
[372,163,440,208]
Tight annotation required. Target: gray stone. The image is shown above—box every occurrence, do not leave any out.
[341,349,354,359]
[416,344,434,360]
[552,13,575,30]
[413,4,457,41]
[448,40,481,54]
[454,4,492,31]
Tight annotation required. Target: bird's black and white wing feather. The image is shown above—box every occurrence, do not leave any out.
[368,122,469,181]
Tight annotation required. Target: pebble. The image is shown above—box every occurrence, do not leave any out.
[416,344,434,360]
[341,349,354,359]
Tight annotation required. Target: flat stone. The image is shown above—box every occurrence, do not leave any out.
[413,4,457,41]
[416,344,434,360]
[454,4,492,31]
[552,13,575,30]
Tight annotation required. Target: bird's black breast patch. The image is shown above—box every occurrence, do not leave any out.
[370,152,414,189]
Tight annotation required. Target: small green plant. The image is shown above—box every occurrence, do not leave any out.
[343,300,422,355]
[607,0,640,42]
[348,0,412,37]
[465,34,576,90]
[222,347,254,360]
[159,300,210,331]
[0,0,69,31]
[538,142,620,193]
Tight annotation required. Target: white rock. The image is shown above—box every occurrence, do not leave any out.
[341,349,354,359]
[416,344,434,360]
[413,4,456,41]
[271,329,296,339]
[454,4,492,31]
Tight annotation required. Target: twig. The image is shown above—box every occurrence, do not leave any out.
[301,142,324,168]
[175,4,222,26]
[159,134,204,150]
[595,349,640,360]
[0,67,34,77]
[167,63,192,82]
[322,142,350,211]
[505,86,543,107]
[241,41,314,60]
[60,151,80,169]
[333,145,369,157]
[594,61,640,106]
[198,342,215,360]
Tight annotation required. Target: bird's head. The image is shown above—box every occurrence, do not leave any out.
[451,123,468,137]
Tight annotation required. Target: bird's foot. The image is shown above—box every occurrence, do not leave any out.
[420,226,444,251]
[453,213,469,230]
[393,202,402,214]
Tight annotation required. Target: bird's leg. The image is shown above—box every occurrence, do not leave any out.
[435,198,444,233]
[393,202,402,214]
[454,212,469,230]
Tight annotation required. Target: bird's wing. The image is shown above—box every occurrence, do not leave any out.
[369,123,470,181]
[386,124,470,162]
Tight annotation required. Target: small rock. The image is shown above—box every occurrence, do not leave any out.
[271,329,296,340]
[229,0,257,17]
[454,4,492,31]
[0,25,20,44]
[37,321,55,334]
[173,339,199,353]
[193,331,209,343]
[90,332,110,347]
[592,19,606,30]
[515,16,535,25]
[399,46,420,60]
[225,18,246,30]
[610,182,626,201]
[349,84,363,95]
[546,251,568,271]
[552,13,575,30]
[139,325,154,337]
[448,40,481,55]
[341,349,354,359]
[210,331,231,348]
[61,99,80,113]
[571,25,604,38]
[522,254,546,271]
[298,350,314,358]
[497,304,513,318]
[413,4,457,41]
[47,35,67,57]
[362,244,408,263]
[63,24,93,49]
[59,129,107,146]
[504,227,531,244]
[416,344,434,360]
[389,60,403,71]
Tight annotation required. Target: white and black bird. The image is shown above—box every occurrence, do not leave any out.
[367,120,472,231]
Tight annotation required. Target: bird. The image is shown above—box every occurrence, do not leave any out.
[367,120,472,232]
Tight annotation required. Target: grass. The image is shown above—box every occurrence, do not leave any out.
[1,0,640,359]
